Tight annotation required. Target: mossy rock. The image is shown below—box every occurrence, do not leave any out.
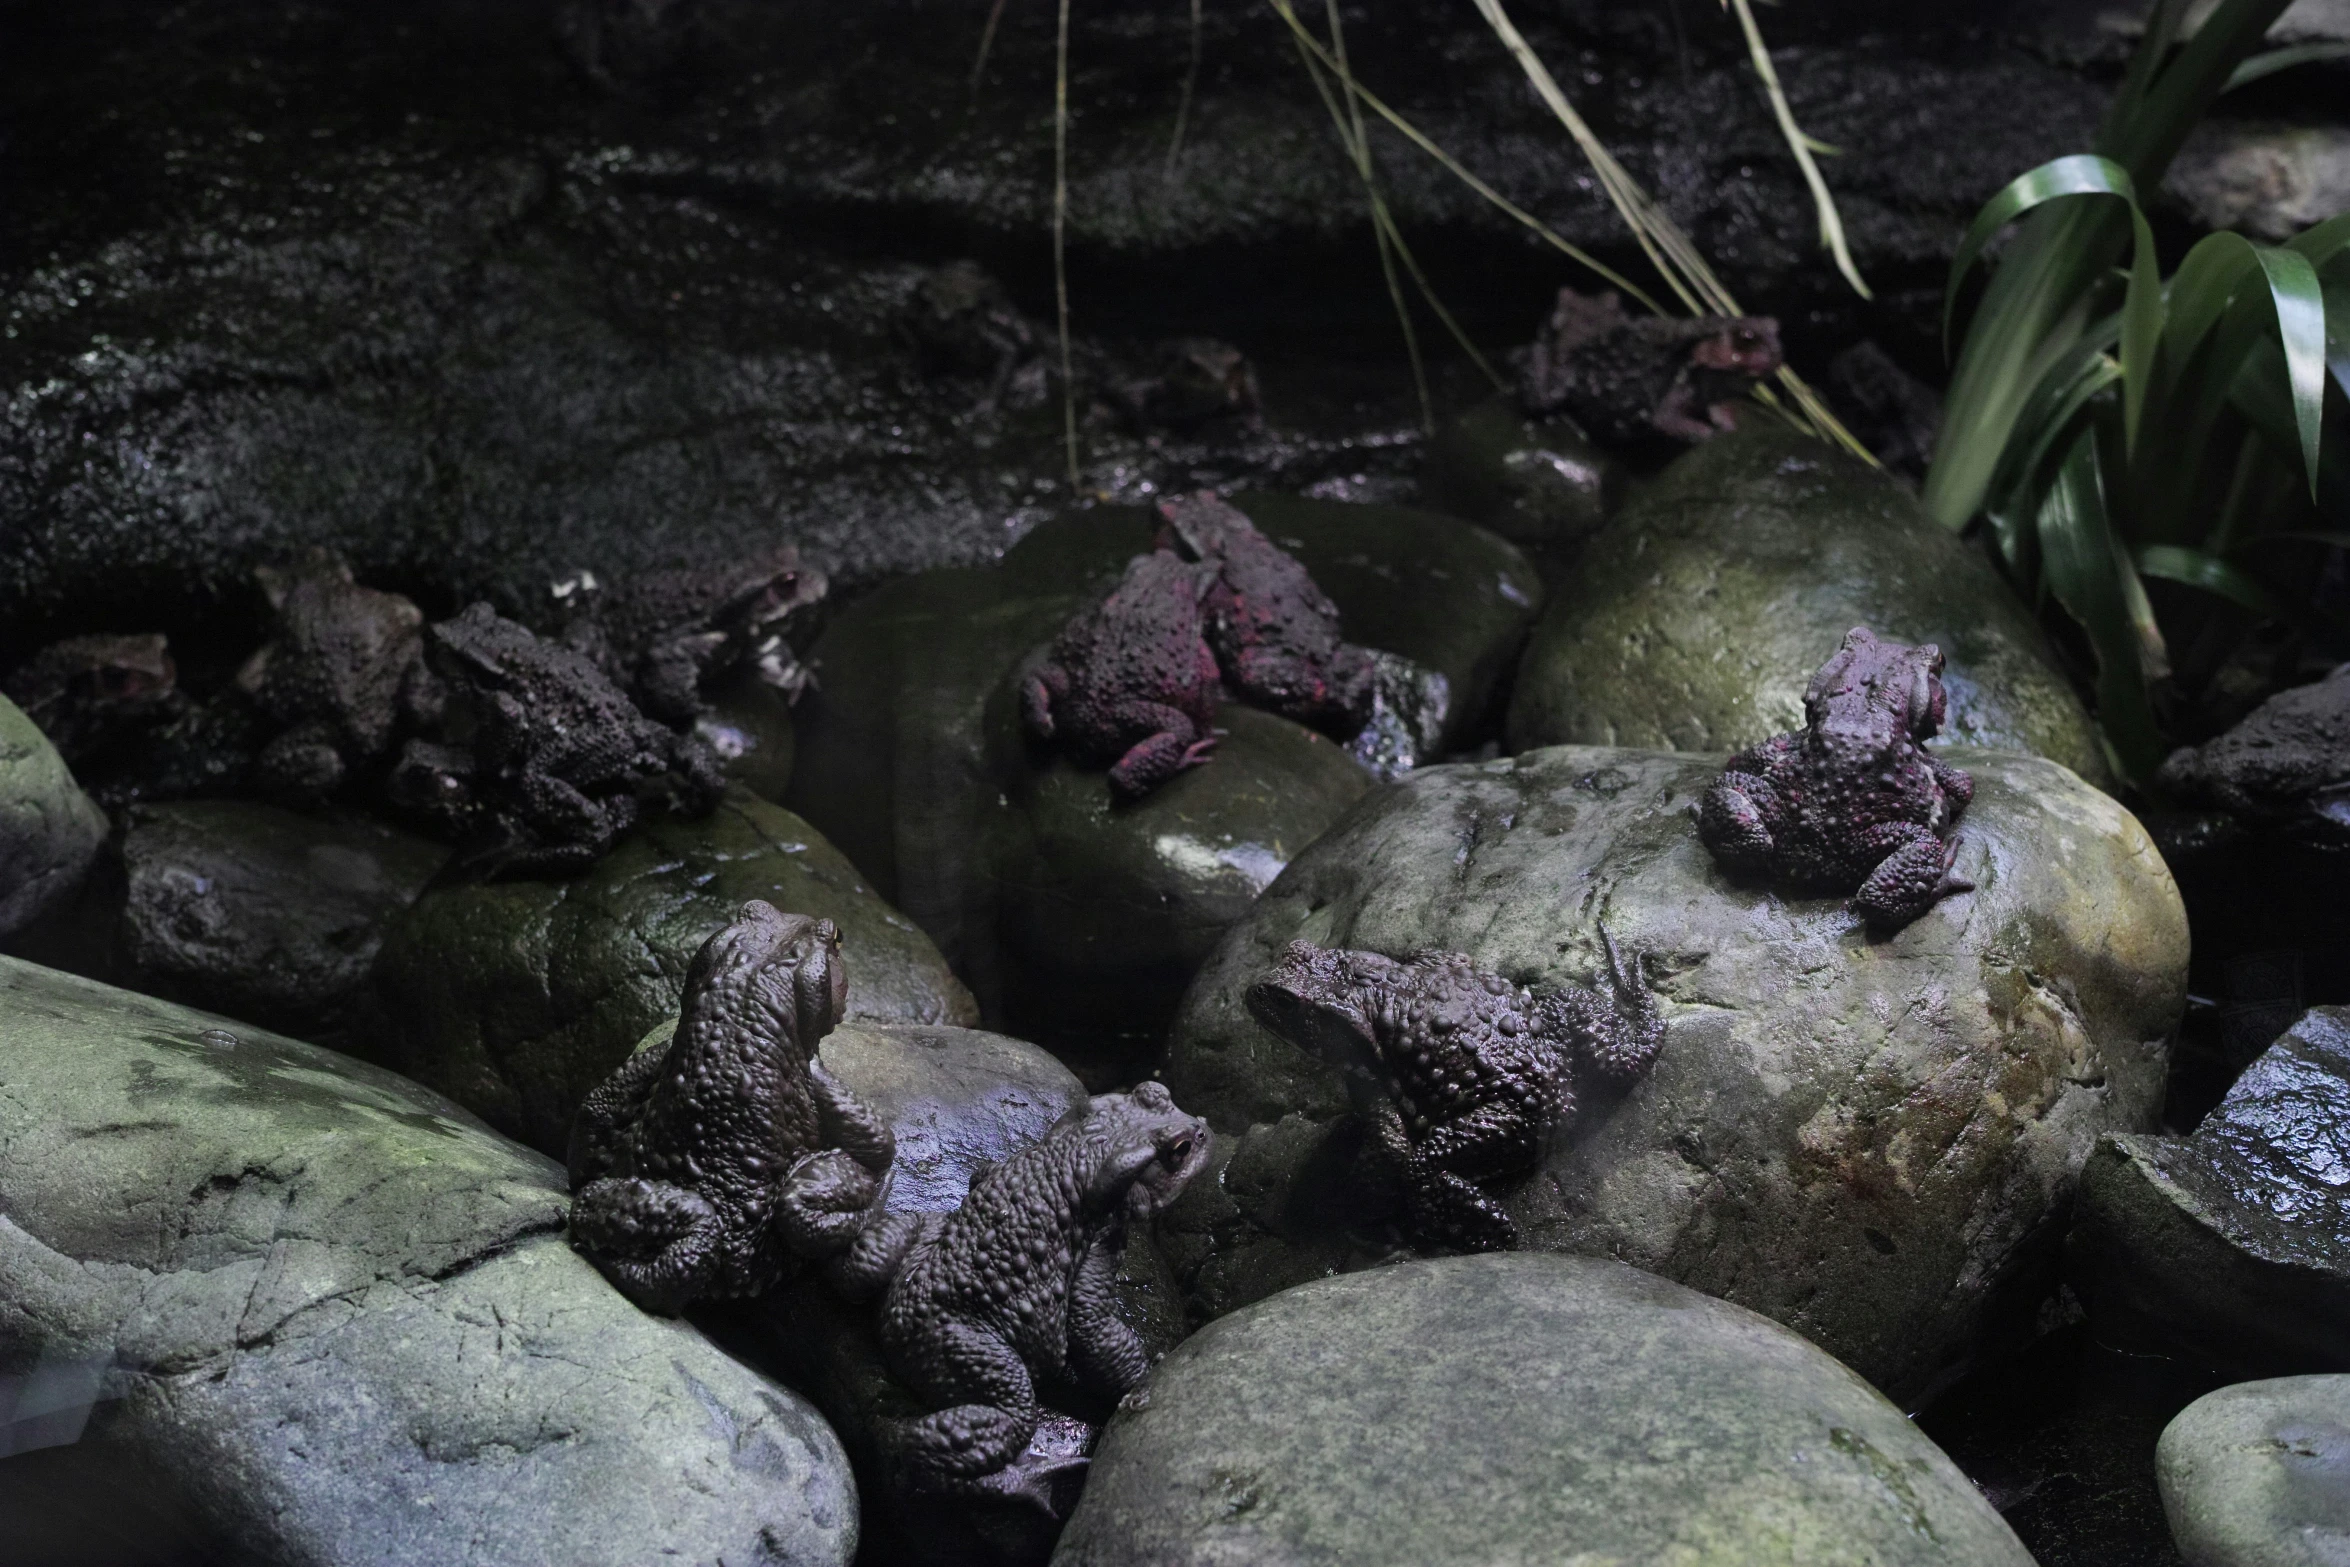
[1056,1255,2035,1567]
[1503,426,2110,788]
[1159,744,2186,1403]
[366,787,974,1156]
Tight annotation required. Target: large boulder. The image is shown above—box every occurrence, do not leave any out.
[1503,427,2110,788]
[0,953,856,1567]
[1161,744,2187,1402]
[0,692,106,939]
[365,786,976,1156]
[9,799,447,1045]
[2158,1376,2350,1567]
[2070,1007,2350,1377]
[1053,1254,2035,1567]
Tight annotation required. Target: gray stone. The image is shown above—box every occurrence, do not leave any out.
[1053,1254,2035,1567]
[365,786,976,1157]
[14,800,447,1042]
[1420,396,1626,557]
[0,953,855,1567]
[2071,1007,2350,1376]
[0,692,105,939]
[2159,1376,2350,1567]
[1503,426,2111,788]
[2170,123,2350,243]
[1161,744,2187,1402]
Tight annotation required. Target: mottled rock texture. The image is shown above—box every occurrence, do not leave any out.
[1162,744,2186,1402]
[0,954,856,1567]
[1054,1254,2036,1567]
[0,693,106,939]
[2159,1376,2350,1567]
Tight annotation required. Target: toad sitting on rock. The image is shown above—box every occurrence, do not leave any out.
[568,901,913,1314]
[1697,626,1975,929]
[553,544,825,728]
[1247,934,1664,1254]
[876,1081,1210,1512]
[1519,286,1783,446]
[1021,551,1223,802]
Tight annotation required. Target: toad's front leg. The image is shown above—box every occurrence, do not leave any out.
[569,1176,724,1315]
[1697,770,1781,872]
[1407,1103,1540,1253]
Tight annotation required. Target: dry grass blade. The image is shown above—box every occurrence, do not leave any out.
[1723,0,1871,300]
[1167,0,1205,175]
[971,0,1009,104]
[1316,0,1428,425]
[1055,0,1079,491]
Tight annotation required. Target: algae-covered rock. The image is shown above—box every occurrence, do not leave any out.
[1504,427,2109,787]
[0,955,855,1567]
[1054,1254,2036,1567]
[2158,1375,2350,1567]
[0,692,106,939]
[366,786,974,1156]
[1161,744,2186,1401]
[2071,1007,2350,1377]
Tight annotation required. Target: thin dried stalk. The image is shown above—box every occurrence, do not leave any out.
[971,0,1009,104]
[1724,0,1871,300]
[1167,0,1204,174]
[1055,0,1080,490]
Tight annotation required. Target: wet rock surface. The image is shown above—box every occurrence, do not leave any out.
[2158,1375,2350,1567]
[8,800,448,1045]
[1054,1254,2035,1567]
[0,694,108,939]
[1419,396,1626,561]
[1160,744,2187,1402]
[1504,427,2111,787]
[0,0,2192,653]
[2071,1008,2350,1377]
[0,954,857,1567]
[366,786,975,1157]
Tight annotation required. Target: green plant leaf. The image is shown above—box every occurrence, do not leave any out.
[1943,155,2137,354]
[2135,544,2296,620]
[2224,42,2350,91]
[2102,0,2297,182]
[2036,434,2168,782]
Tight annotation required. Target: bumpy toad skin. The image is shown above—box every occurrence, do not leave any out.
[411,602,724,875]
[1519,286,1783,446]
[1697,626,1976,929]
[567,902,908,1314]
[1246,934,1663,1254]
[4,633,181,765]
[1022,551,1223,801]
[234,550,432,802]
[555,545,824,727]
[1156,491,1378,740]
[876,1082,1210,1512]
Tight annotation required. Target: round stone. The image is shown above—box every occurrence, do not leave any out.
[2159,1376,2350,1567]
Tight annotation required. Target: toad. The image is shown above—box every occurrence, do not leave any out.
[412,602,724,874]
[4,633,182,765]
[903,260,1048,412]
[877,1081,1209,1512]
[1697,626,1975,929]
[1519,286,1783,446]
[235,551,436,801]
[1111,338,1262,434]
[1021,550,1223,801]
[568,902,908,1313]
[1247,933,1663,1254]
[1156,491,1378,740]
[555,544,826,727]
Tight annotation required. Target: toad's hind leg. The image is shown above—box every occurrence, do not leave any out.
[1407,1164,1520,1254]
[568,1176,723,1315]
[1406,1104,1535,1254]
[1852,823,1971,929]
[1106,702,1217,800]
[882,1322,1082,1514]
[1697,771,1779,870]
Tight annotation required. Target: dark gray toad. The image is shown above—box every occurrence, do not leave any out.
[1697,626,1976,929]
[554,544,825,728]
[235,550,435,801]
[1520,285,1783,446]
[568,901,909,1314]
[1246,934,1664,1254]
[404,602,724,874]
[876,1082,1210,1512]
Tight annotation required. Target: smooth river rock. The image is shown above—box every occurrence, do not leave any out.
[1053,1254,2035,1567]
[1503,426,2111,788]
[2159,1376,2350,1567]
[0,954,856,1567]
[0,691,106,939]
[365,785,975,1157]
[1160,744,2186,1403]
[2071,1007,2350,1377]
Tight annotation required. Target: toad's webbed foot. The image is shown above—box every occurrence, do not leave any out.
[1106,703,1215,800]
[569,1175,724,1314]
[1697,770,1779,871]
[1852,823,1971,929]
[1573,924,1668,1082]
[1406,1163,1520,1254]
